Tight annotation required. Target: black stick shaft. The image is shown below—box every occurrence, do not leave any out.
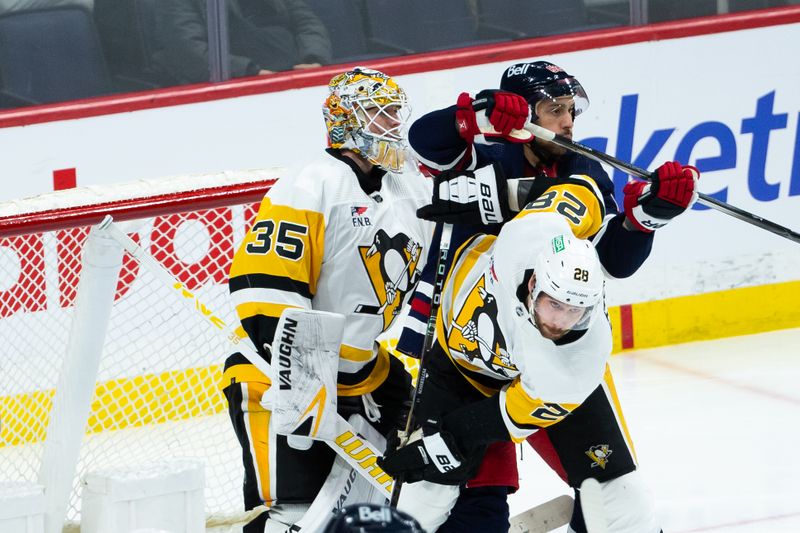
[389,222,453,507]
[524,122,800,245]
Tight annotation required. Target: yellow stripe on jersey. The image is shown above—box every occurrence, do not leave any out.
[337,344,391,396]
[241,381,274,506]
[340,344,375,363]
[221,363,271,389]
[230,199,325,296]
[602,363,638,463]
[235,302,301,323]
[517,176,604,239]
[502,379,579,442]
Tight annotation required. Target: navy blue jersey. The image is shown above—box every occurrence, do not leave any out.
[397,105,654,358]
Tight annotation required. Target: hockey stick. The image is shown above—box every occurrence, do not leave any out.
[97,216,394,498]
[523,122,800,244]
[389,222,454,507]
[509,494,574,533]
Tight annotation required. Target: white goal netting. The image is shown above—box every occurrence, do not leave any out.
[0,170,279,529]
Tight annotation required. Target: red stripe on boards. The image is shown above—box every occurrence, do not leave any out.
[619,304,635,350]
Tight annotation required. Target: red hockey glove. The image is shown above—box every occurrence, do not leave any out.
[623,161,700,232]
[455,90,533,145]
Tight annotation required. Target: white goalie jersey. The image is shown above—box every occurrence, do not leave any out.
[437,191,613,442]
[228,155,433,395]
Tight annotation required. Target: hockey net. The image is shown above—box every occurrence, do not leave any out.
[0,170,280,529]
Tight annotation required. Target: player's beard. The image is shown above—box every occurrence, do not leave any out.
[534,313,569,340]
[532,136,568,158]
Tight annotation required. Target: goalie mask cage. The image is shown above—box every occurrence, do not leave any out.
[0,170,280,531]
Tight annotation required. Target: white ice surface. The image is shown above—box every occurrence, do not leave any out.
[510,327,800,532]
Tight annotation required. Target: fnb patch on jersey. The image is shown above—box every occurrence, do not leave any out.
[351,205,372,227]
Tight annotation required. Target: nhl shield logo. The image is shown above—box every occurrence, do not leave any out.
[585,444,613,469]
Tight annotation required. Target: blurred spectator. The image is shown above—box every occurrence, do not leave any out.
[0,0,92,15]
[154,0,332,83]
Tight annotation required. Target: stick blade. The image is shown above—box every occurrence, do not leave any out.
[510,494,574,533]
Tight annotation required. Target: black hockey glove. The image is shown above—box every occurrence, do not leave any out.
[417,162,511,225]
[378,419,469,485]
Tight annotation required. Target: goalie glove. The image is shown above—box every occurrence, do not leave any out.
[455,90,534,145]
[624,160,700,232]
[416,162,510,225]
[378,419,467,485]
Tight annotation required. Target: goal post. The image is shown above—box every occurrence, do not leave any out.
[0,170,279,530]
[40,227,125,533]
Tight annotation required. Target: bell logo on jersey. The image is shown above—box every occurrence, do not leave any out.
[354,230,422,329]
[351,205,372,227]
[586,444,613,469]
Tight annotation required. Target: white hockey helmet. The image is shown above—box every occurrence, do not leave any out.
[529,233,604,333]
[323,67,411,172]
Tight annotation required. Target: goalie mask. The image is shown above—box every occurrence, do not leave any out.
[500,61,589,121]
[322,503,424,532]
[529,234,603,338]
[323,67,411,172]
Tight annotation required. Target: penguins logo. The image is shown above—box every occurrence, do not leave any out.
[585,444,613,469]
[354,229,421,329]
[448,275,515,376]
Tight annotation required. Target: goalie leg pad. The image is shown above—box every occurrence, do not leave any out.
[290,414,389,531]
[573,471,659,533]
[397,481,460,533]
[263,503,308,533]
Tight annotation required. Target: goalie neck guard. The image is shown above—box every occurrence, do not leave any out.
[323,67,411,173]
[322,503,425,532]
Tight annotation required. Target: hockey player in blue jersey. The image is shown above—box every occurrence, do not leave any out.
[395,60,699,532]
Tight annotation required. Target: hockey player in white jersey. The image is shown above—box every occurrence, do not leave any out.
[379,177,659,533]
[222,67,432,532]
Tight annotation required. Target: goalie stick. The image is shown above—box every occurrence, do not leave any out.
[523,122,800,245]
[509,494,574,533]
[97,216,394,498]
